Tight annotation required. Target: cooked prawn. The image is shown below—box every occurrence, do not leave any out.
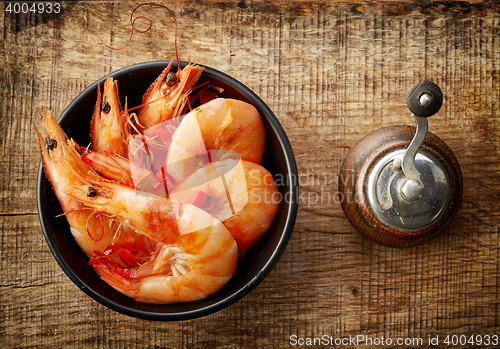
[88,204,238,304]
[91,75,131,157]
[136,59,204,131]
[35,111,129,255]
[166,98,266,182]
[65,175,180,244]
[172,157,279,257]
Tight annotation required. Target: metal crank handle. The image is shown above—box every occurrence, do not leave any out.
[399,81,443,201]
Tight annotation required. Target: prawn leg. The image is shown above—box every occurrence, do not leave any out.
[80,147,166,195]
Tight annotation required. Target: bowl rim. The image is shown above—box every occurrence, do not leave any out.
[36,61,299,321]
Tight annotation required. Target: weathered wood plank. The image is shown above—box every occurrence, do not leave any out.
[1,1,499,348]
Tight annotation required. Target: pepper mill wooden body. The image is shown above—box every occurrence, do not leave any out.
[339,81,463,247]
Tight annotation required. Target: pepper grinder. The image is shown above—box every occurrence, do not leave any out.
[339,81,462,247]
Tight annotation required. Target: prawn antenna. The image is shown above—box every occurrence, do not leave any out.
[106,2,180,73]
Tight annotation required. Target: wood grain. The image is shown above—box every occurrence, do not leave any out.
[1,0,500,347]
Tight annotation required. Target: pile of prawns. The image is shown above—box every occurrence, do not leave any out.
[35,60,279,304]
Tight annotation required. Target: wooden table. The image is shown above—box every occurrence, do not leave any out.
[1,1,499,347]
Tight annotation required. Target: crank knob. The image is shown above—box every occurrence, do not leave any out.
[407,81,443,118]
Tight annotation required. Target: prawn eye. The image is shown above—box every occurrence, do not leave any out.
[161,87,170,96]
[44,137,58,151]
[166,72,176,87]
[101,100,111,113]
[86,187,97,197]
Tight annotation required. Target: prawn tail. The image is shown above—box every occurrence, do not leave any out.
[88,253,138,298]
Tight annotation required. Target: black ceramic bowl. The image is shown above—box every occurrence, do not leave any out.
[36,61,298,320]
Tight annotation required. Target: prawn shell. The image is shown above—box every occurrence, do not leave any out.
[172,159,279,257]
[166,98,266,183]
